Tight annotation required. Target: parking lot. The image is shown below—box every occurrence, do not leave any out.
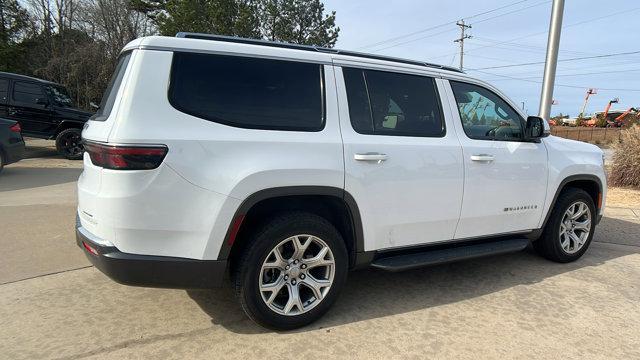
[1,140,639,359]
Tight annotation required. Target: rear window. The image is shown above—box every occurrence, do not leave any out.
[93,52,131,121]
[343,67,445,137]
[169,52,325,131]
[0,79,8,104]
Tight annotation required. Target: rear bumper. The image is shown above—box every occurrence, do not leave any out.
[76,217,227,289]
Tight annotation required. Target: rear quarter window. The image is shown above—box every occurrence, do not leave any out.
[92,52,132,121]
[169,52,325,131]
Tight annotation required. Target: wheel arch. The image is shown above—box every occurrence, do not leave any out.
[218,186,365,270]
[541,174,603,230]
[53,120,84,138]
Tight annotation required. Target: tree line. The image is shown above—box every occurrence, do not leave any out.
[0,0,339,110]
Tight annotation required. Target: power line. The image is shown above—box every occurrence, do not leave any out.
[469,38,640,68]
[472,0,550,24]
[470,69,640,92]
[357,0,542,51]
[469,50,640,70]
[483,59,640,77]
[428,6,640,60]
[472,36,640,60]
[357,23,452,51]
[483,68,640,81]
[371,29,457,52]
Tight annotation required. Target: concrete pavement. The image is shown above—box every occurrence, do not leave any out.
[1,140,639,359]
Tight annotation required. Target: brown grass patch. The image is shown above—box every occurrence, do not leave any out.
[609,126,640,188]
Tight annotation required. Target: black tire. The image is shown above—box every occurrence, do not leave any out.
[534,188,596,263]
[55,128,84,160]
[234,212,348,330]
[0,150,4,174]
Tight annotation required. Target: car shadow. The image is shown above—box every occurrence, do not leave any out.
[187,216,639,335]
[0,166,82,191]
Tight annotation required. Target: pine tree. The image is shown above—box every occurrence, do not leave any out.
[132,0,339,47]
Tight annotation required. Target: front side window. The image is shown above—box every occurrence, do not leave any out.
[12,81,45,106]
[450,81,523,141]
[46,85,74,107]
[343,67,445,137]
[169,52,324,131]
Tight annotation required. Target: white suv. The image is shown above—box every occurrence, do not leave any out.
[77,33,606,330]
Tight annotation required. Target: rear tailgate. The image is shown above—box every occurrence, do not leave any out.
[78,51,134,240]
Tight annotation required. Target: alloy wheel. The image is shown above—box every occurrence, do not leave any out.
[559,201,592,254]
[61,132,83,157]
[259,235,335,316]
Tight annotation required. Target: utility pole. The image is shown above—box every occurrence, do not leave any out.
[538,0,565,120]
[454,20,472,71]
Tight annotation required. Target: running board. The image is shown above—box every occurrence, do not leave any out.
[370,238,530,272]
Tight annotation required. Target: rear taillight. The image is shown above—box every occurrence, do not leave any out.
[83,141,168,170]
[9,123,21,133]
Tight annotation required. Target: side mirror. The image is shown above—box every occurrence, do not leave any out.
[525,116,550,140]
[35,98,49,106]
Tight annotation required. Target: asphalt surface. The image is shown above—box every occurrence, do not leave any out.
[1,140,639,359]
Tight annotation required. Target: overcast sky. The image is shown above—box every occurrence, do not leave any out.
[323,0,640,117]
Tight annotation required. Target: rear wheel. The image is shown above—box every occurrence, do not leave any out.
[234,212,348,330]
[0,151,4,173]
[534,188,596,263]
[55,128,84,160]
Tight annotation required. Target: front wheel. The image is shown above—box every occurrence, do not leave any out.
[234,212,348,330]
[55,128,84,160]
[534,188,596,263]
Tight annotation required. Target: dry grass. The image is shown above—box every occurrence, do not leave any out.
[606,187,640,209]
[609,125,640,188]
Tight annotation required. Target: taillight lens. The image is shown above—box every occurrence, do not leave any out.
[9,123,21,133]
[83,141,168,170]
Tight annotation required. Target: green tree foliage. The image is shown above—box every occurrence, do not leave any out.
[0,0,156,109]
[0,0,339,110]
[133,0,340,47]
[0,0,30,72]
[595,114,608,128]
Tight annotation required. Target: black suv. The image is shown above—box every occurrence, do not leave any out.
[0,72,93,159]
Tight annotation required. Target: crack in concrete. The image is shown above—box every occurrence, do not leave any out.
[53,327,216,360]
[0,265,93,286]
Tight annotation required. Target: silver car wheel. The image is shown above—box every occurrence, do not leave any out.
[259,234,335,316]
[559,201,592,254]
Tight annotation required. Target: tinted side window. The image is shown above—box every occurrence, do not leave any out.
[450,81,524,141]
[93,52,131,121]
[13,81,45,105]
[342,68,373,133]
[343,67,445,137]
[45,85,74,107]
[0,79,8,104]
[170,52,324,131]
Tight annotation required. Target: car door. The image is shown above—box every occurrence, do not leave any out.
[443,79,548,239]
[335,65,464,251]
[8,81,53,136]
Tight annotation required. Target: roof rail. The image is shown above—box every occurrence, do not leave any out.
[175,32,464,73]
